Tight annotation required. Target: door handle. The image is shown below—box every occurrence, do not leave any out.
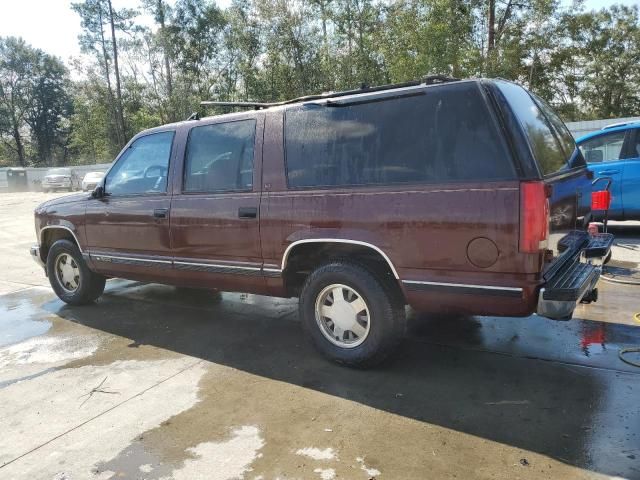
[597,169,619,175]
[153,208,169,219]
[238,207,257,219]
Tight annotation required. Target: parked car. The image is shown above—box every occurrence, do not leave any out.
[42,168,80,192]
[576,122,640,221]
[30,78,612,367]
[82,171,105,192]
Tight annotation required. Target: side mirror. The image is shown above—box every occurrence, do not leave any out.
[92,185,104,198]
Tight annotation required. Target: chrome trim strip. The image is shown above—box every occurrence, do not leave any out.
[89,252,278,276]
[91,253,172,264]
[402,280,523,292]
[40,225,83,253]
[281,239,400,279]
[174,260,261,271]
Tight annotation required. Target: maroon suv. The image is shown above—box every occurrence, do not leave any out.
[31,78,612,366]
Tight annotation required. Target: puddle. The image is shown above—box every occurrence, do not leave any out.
[0,297,51,347]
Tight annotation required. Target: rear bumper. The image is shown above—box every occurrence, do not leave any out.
[536,232,614,320]
[536,270,600,319]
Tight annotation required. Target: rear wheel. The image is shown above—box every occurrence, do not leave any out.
[47,239,106,305]
[299,261,405,367]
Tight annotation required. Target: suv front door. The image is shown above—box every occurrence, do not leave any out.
[170,117,264,291]
[85,130,176,278]
[580,130,629,219]
[621,128,640,219]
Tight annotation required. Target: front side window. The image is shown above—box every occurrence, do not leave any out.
[579,131,626,163]
[285,82,515,188]
[105,131,174,196]
[183,119,256,193]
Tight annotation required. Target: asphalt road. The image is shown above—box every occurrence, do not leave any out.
[0,191,639,480]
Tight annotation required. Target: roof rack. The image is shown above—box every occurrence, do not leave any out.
[199,74,460,111]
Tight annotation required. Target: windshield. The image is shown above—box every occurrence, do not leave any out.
[47,168,71,176]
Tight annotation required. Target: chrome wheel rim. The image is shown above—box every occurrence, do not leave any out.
[54,253,80,293]
[314,283,370,348]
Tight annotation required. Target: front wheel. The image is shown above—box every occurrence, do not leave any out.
[299,261,406,368]
[47,239,106,305]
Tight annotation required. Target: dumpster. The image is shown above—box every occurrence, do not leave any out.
[7,168,28,192]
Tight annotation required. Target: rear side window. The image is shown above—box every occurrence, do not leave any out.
[496,81,571,176]
[284,82,515,188]
[184,119,256,193]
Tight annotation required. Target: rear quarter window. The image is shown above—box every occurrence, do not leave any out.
[496,81,578,176]
[284,82,516,188]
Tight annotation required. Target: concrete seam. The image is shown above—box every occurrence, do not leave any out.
[0,358,204,470]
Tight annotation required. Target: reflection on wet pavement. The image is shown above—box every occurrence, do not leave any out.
[0,293,51,347]
[1,278,639,479]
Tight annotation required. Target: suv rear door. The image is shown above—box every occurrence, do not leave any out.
[169,116,265,290]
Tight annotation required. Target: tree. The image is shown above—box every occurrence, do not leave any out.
[72,0,137,147]
[0,37,71,166]
[0,37,36,166]
[26,54,73,166]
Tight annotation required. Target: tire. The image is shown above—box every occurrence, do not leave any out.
[299,261,406,368]
[46,239,106,305]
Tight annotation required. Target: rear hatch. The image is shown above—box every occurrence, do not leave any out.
[491,80,592,269]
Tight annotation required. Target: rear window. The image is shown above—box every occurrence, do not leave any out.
[284,82,515,188]
[183,120,256,193]
[496,81,575,176]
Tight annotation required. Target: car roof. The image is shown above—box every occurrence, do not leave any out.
[132,77,483,140]
[576,122,640,143]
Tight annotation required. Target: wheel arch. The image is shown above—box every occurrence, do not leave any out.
[40,226,83,262]
[281,239,404,300]
[282,239,399,279]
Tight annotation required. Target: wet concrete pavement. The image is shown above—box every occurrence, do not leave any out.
[0,192,639,480]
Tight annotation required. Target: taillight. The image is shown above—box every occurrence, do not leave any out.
[591,190,611,211]
[519,181,549,253]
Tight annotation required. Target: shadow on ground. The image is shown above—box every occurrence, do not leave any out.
[40,281,640,479]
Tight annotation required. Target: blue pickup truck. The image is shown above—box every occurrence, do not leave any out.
[576,122,640,221]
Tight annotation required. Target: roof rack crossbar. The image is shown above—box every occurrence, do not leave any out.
[200,101,273,109]
[199,74,461,111]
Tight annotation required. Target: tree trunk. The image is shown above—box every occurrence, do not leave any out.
[12,121,25,167]
[157,0,174,121]
[97,4,122,147]
[488,0,496,52]
[107,0,126,146]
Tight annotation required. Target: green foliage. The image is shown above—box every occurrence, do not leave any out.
[0,37,72,166]
[1,0,640,167]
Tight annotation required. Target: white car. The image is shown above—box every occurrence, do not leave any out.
[82,171,105,191]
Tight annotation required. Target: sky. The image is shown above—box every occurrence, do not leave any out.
[0,0,637,65]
